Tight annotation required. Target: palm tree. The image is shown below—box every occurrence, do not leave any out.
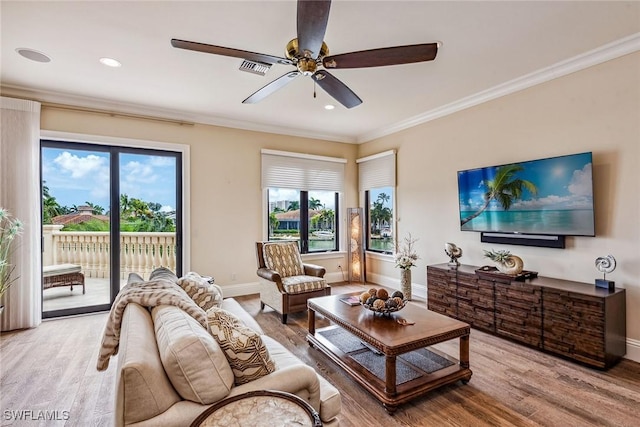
[269,212,279,235]
[287,200,300,211]
[461,164,538,226]
[85,201,105,215]
[309,197,323,210]
[42,183,62,224]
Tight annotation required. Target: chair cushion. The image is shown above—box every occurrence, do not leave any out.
[282,275,327,294]
[152,305,234,404]
[42,263,81,277]
[262,241,305,278]
[207,307,276,385]
[178,271,223,310]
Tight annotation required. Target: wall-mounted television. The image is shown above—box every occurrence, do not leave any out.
[457,152,595,237]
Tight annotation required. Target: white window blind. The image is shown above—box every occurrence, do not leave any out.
[357,150,396,191]
[261,149,346,192]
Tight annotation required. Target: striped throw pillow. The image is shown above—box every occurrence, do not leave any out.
[206,307,275,385]
[178,272,223,311]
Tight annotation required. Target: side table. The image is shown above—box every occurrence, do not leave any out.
[190,390,322,427]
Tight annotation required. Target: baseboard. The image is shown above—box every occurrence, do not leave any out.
[625,338,640,363]
[220,272,345,299]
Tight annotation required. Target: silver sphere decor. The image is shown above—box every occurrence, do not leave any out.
[445,243,462,268]
[595,254,616,290]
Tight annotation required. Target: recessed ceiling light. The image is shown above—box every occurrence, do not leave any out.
[15,48,51,63]
[99,57,121,67]
[324,104,335,110]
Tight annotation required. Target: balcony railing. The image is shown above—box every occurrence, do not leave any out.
[43,225,176,279]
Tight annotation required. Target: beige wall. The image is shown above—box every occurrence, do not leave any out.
[38,51,639,356]
[358,52,640,348]
[40,110,359,290]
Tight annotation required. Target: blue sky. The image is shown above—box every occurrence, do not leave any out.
[458,152,593,212]
[42,148,177,212]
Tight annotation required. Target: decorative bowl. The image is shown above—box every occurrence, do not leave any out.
[362,299,407,315]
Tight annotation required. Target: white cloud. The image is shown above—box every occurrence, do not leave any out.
[568,163,593,197]
[54,151,108,179]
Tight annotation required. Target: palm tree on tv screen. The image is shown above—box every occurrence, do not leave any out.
[460,164,538,226]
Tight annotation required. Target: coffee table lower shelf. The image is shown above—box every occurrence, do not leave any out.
[307,325,472,413]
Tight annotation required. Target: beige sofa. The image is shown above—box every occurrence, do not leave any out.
[115,287,341,426]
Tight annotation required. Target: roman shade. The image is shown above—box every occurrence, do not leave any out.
[261,149,346,192]
[357,149,396,191]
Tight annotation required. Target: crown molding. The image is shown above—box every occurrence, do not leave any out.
[358,32,640,143]
[0,84,357,144]
[2,33,638,145]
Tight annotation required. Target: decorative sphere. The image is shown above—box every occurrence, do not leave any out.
[393,297,404,307]
[372,299,386,310]
[391,291,404,299]
[376,289,389,300]
[368,288,378,297]
[366,296,377,306]
[386,298,398,308]
[359,292,371,303]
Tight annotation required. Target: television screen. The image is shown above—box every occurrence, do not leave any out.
[458,152,595,236]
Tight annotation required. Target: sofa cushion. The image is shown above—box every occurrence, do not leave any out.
[281,275,327,294]
[117,303,181,425]
[152,305,234,404]
[149,266,179,282]
[178,271,223,310]
[262,241,305,278]
[207,307,276,385]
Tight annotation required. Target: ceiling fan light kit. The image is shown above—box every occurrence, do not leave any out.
[171,0,439,108]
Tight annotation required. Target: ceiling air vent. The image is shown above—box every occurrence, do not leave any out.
[239,60,271,76]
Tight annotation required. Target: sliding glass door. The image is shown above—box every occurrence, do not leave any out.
[41,140,181,318]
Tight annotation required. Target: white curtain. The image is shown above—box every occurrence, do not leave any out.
[0,97,42,331]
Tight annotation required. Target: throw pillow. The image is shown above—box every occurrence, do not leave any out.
[178,272,223,311]
[207,307,276,385]
[152,305,234,404]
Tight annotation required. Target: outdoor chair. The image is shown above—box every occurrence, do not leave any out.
[256,241,331,324]
[43,263,85,294]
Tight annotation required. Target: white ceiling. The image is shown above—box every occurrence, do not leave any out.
[1,1,639,143]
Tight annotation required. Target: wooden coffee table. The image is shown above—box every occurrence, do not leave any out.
[307,294,472,413]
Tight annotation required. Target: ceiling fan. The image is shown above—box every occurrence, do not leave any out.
[171,0,439,109]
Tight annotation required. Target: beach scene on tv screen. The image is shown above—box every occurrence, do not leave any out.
[458,153,594,236]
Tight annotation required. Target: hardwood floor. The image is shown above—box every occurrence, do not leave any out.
[1,282,639,426]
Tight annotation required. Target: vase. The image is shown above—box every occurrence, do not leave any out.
[400,269,412,301]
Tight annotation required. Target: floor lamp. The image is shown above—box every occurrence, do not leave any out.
[347,208,364,283]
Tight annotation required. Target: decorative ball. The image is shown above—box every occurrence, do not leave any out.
[376,289,389,300]
[393,296,404,306]
[359,292,371,303]
[386,298,398,309]
[366,296,378,306]
[391,291,404,299]
[368,288,378,297]
[372,299,386,310]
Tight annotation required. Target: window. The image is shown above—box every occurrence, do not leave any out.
[365,187,394,253]
[262,150,345,254]
[357,150,396,254]
[267,189,339,253]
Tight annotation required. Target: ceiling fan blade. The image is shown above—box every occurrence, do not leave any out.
[171,39,293,65]
[323,43,439,69]
[312,70,362,109]
[297,0,331,58]
[242,71,301,104]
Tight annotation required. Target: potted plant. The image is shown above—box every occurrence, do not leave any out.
[483,249,524,275]
[0,208,23,316]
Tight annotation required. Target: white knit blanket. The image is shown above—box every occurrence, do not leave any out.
[96,278,206,371]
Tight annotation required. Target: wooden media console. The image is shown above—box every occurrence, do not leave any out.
[427,263,626,369]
